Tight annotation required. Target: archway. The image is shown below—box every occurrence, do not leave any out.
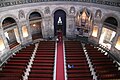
[54,9,66,36]
[2,17,20,49]
[99,17,118,49]
[29,12,43,40]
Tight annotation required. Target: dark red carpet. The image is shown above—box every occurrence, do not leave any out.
[56,32,65,80]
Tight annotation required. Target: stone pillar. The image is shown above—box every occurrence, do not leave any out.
[42,16,54,38]
[94,23,103,45]
[19,20,32,46]
[0,29,10,62]
[89,18,102,45]
[66,15,76,38]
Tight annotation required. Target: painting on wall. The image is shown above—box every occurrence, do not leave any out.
[22,25,28,38]
[0,36,5,51]
[115,36,120,50]
[92,25,98,37]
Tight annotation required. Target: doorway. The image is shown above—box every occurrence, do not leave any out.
[54,9,66,36]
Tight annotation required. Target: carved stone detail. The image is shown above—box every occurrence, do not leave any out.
[44,7,50,14]
[18,10,25,19]
[69,6,75,14]
[95,9,102,18]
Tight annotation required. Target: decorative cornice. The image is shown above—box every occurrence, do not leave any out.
[0,0,120,8]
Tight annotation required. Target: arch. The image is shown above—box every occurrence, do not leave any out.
[26,9,44,20]
[79,7,91,16]
[79,7,92,23]
[0,14,21,49]
[0,14,19,29]
[52,7,68,36]
[104,17,118,27]
[29,12,41,19]
[77,7,92,26]
[27,9,43,40]
[99,13,119,50]
[53,9,67,36]
[101,13,120,28]
[2,17,16,28]
[52,7,68,16]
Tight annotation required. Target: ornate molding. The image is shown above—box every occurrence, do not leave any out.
[0,0,120,8]
[69,6,75,14]
[44,7,50,14]
[18,10,25,19]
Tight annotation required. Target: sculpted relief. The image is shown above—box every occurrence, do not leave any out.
[18,10,25,19]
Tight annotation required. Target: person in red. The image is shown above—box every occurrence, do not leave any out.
[57,31,62,43]
[59,36,61,42]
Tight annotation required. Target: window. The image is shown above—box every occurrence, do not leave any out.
[4,32,10,41]
[115,36,120,50]
[22,25,28,38]
[14,28,20,43]
[92,25,98,37]
[0,36,5,51]
[99,27,116,49]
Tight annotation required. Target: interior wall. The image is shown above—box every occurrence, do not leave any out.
[0,2,120,62]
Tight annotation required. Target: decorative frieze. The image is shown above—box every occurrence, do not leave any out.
[0,0,120,8]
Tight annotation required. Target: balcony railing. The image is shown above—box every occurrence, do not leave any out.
[0,0,120,8]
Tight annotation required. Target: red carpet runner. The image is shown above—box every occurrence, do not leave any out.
[56,32,65,80]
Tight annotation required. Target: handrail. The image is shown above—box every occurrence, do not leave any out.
[0,0,120,8]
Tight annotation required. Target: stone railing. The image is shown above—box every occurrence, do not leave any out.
[0,0,120,8]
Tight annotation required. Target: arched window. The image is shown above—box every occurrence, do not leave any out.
[115,36,120,50]
[29,12,43,40]
[2,17,20,49]
[99,17,118,49]
[2,17,16,29]
[104,17,118,30]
